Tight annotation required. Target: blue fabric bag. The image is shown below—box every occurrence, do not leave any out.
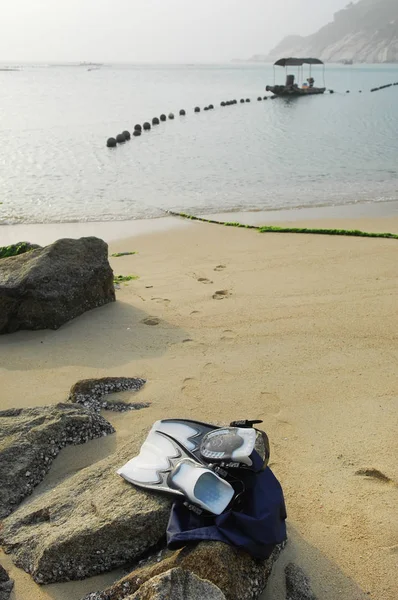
[167,466,287,559]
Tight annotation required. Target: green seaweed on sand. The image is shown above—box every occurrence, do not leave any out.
[166,211,398,240]
[111,252,138,257]
[113,274,139,283]
[0,242,40,260]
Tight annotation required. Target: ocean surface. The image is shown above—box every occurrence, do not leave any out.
[1,62,398,226]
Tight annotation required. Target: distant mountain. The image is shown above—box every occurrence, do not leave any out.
[251,0,398,64]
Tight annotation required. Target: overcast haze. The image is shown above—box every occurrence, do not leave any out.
[1,0,350,63]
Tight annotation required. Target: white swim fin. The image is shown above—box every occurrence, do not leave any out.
[117,430,234,515]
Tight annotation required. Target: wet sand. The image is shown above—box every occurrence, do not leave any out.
[1,214,397,600]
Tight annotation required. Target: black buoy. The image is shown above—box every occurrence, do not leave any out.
[134,124,142,132]
[179,109,186,115]
[168,113,175,119]
[240,99,245,103]
[107,137,117,148]
[116,133,126,144]
[346,90,350,94]
[257,97,262,101]
[246,98,250,103]
[359,90,362,93]
[143,122,151,131]
[194,107,200,113]
[204,106,209,111]
[160,114,167,121]
[122,130,131,140]
[221,101,226,106]
[152,117,160,125]
[133,130,141,137]
[329,90,334,94]
[208,104,214,110]
[263,96,268,100]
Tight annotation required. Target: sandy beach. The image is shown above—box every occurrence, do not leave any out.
[1,213,397,600]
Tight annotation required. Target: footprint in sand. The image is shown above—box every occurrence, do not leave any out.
[181,377,199,395]
[260,391,282,416]
[212,290,231,300]
[221,329,235,342]
[141,317,160,326]
[151,297,171,305]
[197,277,213,284]
[214,265,226,272]
[190,310,200,315]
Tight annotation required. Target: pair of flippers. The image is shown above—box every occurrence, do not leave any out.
[117,419,270,515]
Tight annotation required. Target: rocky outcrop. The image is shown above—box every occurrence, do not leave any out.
[0,404,114,518]
[0,565,14,600]
[0,439,171,584]
[69,377,148,412]
[285,563,318,600]
[256,0,398,64]
[122,568,226,600]
[82,542,282,600]
[0,237,115,334]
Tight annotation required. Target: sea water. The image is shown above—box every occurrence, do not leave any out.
[1,63,398,226]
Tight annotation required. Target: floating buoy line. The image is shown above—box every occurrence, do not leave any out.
[106,81,398,148]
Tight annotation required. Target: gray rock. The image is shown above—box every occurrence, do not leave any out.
[0,237,115,334]
[0,439,171,584]
[126,568,226,600]
[0,581,14,600]
[81,542,282,600]
[0,404,115,518]
[68,377,148,412]
[285,563,318,600]
[0,565,14,600]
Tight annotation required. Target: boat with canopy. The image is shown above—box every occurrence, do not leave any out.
[266,58,326,97]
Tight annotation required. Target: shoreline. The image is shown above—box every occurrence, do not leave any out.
[1,200,398,246]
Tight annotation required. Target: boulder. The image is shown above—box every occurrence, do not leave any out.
[0,565,14,600]
[0,439,171,584]
[125,568,226,600]
[285,563,318,600]
[0,403,115,518]
[81,542,281,600]
[68,377,148,412]
[0,237,115,334]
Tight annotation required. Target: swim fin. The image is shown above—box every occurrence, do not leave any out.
[117,429,234,515]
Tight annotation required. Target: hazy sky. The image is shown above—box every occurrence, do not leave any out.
[1,0,350,63]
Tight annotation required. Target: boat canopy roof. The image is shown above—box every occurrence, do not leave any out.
[274,57,324,67]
